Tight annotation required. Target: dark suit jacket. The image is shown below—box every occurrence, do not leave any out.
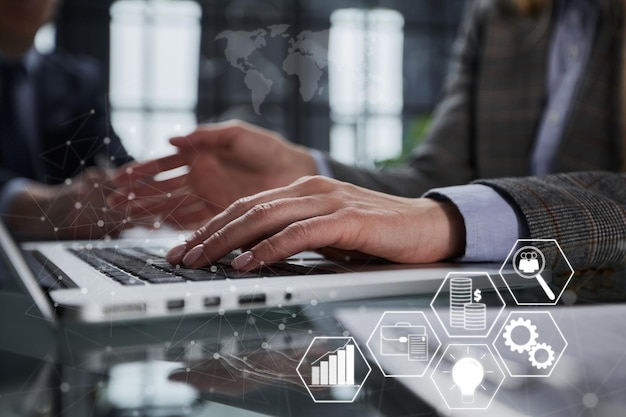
[0,50,132,187]
[328,0,623,196]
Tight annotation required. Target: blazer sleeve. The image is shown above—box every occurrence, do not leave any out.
[35,52,133,186]
[476,171,626,270]
[326,0,488,197]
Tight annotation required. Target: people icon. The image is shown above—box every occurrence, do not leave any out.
[512,246,555,301]
[517,251,540,274]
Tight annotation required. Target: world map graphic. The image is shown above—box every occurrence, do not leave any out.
[216,25,329,114]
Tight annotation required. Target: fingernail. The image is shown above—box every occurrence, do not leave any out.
[231,251,254,270]
[182,244,205,266]
[166,242,187,264]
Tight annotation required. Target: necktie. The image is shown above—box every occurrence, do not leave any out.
[0,62,35,178]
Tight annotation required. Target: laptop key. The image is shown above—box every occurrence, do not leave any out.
[113,275,146,286]
[175,268,224,281]
[146,276,186,284]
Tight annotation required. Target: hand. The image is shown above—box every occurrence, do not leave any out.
[5,167,135,239]
[166,176,466,270]
[107,120,317,230]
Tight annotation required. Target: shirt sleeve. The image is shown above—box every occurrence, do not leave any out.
[424,184,527,262]
[309,149,334,178]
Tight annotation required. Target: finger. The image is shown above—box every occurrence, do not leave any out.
[118,175,188,199]
[231,215,345,271]
[117,189,219,221]
[113,154,189,185]
[169,126,235,151]
[107,179,192,208]
[180,196,337,268]
[165,176,331,264]
[131,197,208,223]
[169,120,263,151]
[179,180,321,256]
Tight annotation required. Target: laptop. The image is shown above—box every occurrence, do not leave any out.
[1,220,531,323]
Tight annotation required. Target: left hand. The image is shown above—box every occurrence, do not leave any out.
[107,121,317,230]
[6,167,138,239]
[166,176,466,271]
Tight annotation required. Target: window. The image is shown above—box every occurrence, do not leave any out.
[104,0,465,163]
[329,8,404,166]
[109,0,201,159]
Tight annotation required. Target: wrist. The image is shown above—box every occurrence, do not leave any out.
[279,144,317,184]
[433,200,466,260]
[293,145,317,177]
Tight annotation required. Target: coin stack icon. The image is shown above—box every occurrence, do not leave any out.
[450,278,472,328]
[464,303,486,330]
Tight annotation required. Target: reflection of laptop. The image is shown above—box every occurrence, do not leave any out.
[2,220,530,323]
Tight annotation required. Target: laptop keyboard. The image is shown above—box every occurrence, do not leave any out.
[69,246,334,286]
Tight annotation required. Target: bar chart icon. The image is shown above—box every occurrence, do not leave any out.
[298,336,371,403]
[310,342,356,387]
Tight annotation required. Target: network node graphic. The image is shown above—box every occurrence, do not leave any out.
[431,344,505,410]
[296,337,371,403]
[493,311,567,377]
[500,239,574,305]
[366,311,441,377]
[430,272,505,338]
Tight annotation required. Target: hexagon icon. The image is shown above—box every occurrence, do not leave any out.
[499,239,574,305]
[431,344,505,410]
[365,311,441,377]
[493,311,567,377]
[430,272,506,338]
[296,337,371,403]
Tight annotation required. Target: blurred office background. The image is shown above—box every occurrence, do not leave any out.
[37,0,465,166]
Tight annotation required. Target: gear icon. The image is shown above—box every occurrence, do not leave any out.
[528,343,556,369]
[502,318,539,353]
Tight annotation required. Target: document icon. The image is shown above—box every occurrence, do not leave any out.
[380,322,428,361]
[408,333,428,361]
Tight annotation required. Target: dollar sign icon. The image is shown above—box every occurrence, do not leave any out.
[473,289,482,303]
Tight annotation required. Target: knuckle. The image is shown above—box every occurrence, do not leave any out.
[247,202,275,222]
[228,196,253,214]
[298,175,333,192]
[284,221,311,242]
[226,119,245,133]
[208,228,230,247]
[259,236,283,259]
[190,224,209,242]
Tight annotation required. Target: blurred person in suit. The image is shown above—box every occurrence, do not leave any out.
[0,0,133,239]
[111,0,626,271]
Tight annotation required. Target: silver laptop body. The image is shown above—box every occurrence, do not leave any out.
[2,221,527,323]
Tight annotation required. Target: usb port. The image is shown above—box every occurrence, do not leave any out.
[203,296,221,307]
[238,294,266,305]
[166,299,185,310]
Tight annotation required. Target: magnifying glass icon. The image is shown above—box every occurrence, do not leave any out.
[512,246,555,301]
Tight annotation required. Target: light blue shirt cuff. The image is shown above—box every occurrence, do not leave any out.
[424,184,521,262]
[0,178,30,215]
[309,149,334,178]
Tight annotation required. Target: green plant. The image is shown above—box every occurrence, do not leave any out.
[375,114,432,168]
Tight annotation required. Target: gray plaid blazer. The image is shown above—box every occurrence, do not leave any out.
[329,0,622,193]
[328,0,626,268]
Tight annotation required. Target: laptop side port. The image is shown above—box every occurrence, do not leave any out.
[103,303,147,315]
[203,296,221,307]
[238,293,266,305]
[166,299,185,310]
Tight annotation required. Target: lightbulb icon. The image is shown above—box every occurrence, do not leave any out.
[451,357,484,404]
